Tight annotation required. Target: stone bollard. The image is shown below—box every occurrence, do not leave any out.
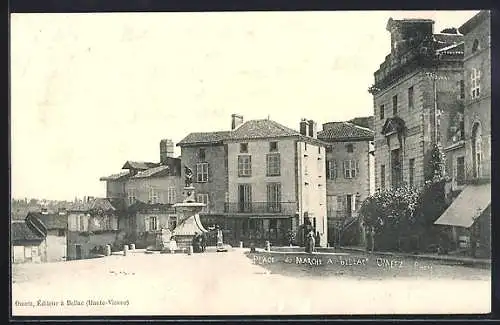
[105,244,111,256]
[123,244,129,256]
[188,246,193,255]
[130,244,135,251]
[239,241,243,248]
[265,241,271,252]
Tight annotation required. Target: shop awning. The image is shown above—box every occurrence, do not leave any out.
[434,182,491,228]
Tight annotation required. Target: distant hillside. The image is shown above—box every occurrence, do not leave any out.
[348,116,374,130]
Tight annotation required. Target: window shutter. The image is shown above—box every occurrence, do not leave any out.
[84,215,89,232]
[351,195,356,213]
[144,216,150,232]
[326,161,330,179]
[334,160,338,179]
[343,161,347,178]
[355,160,360,177]
[207,163,211,182]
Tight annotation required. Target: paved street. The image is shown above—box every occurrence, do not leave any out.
[12,248,491,316]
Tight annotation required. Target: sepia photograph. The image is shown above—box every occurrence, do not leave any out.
[10,9,491,317]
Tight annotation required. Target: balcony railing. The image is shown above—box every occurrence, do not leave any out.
[224,202,297,214]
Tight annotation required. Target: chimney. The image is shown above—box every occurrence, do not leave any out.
[299,118,309,136]
[308,120,317,138]
[231,114,244,130]
[160,139,175,164]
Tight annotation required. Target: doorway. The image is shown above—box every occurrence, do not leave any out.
[75,244,82,260]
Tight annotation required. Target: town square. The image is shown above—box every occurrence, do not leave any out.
[10,10,491,316]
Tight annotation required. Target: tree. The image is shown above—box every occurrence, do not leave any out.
[425,143,447,182]
[358,186,419,251]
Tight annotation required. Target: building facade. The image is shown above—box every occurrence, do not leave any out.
[26,211,68,262]
[66,198,126,260]
[224,118,327,247]
[435,11,491,258]
[11,220,47,264]
[369,18,464,190]
[177,122,232,228]
[318,121,375,247]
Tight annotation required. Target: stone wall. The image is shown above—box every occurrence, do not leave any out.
[180,144,228,214]
[463,15,491,180]
[45,230,67,262]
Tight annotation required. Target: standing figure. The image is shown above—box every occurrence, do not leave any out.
[169,236,178,253]
[192,232,200,253]
[200,233,207,252]
[216,226,226,252]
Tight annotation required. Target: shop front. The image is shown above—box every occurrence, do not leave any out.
[224,216,293,247]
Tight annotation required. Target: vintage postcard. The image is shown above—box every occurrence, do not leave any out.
[10,10,491,317]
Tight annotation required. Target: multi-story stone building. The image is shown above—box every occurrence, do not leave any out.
[318,120,375,247]
[176,122,232,228]
[435,11,491,258]
[99,139,183,248]
[369,18,464,190]
[224,117,327,247]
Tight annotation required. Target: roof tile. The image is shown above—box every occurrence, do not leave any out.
[318,122,374,141]
[177,131,231,146]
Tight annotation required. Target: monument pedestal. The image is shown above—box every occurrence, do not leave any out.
[171,186,208,251]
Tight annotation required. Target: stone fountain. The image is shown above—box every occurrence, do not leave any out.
[171,166,208,250]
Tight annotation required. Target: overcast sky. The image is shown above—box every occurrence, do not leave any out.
[11,10,479,201]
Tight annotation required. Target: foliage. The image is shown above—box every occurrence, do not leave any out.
[414,178,450,230]
[358,185,420,232]
[424,143,447,182]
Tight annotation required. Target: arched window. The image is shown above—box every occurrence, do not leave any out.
[472,122,482,178]
[472,39,480,53]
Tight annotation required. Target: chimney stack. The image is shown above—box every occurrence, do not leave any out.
[299,118,309,136]
[308,120,317,138]
[231,114,244,130]
[160,139,175,164]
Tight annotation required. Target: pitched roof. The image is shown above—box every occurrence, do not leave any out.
[132,165,171,179]
[67,197,126,212]
[11,221,46,242]
[99,170,130,181]
[177,131,231,146]
[228,119,300,141]
[458,10,490,35]
[26,212,67,230]
[436,42,464,56]
[127,200,175,213]
[122,161,159,170]
[318,122,374,141]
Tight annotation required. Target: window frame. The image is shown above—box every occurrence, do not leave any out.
[266,153,281,176]
[392,95,398,115]
[343,160,358,179]
[379,104,385,120]
[408,86,414,110]
[196,162,209,183]
[269,141,278,152]
[471,68,481,99]
[327,160,337,180]
[238,155,252,177]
